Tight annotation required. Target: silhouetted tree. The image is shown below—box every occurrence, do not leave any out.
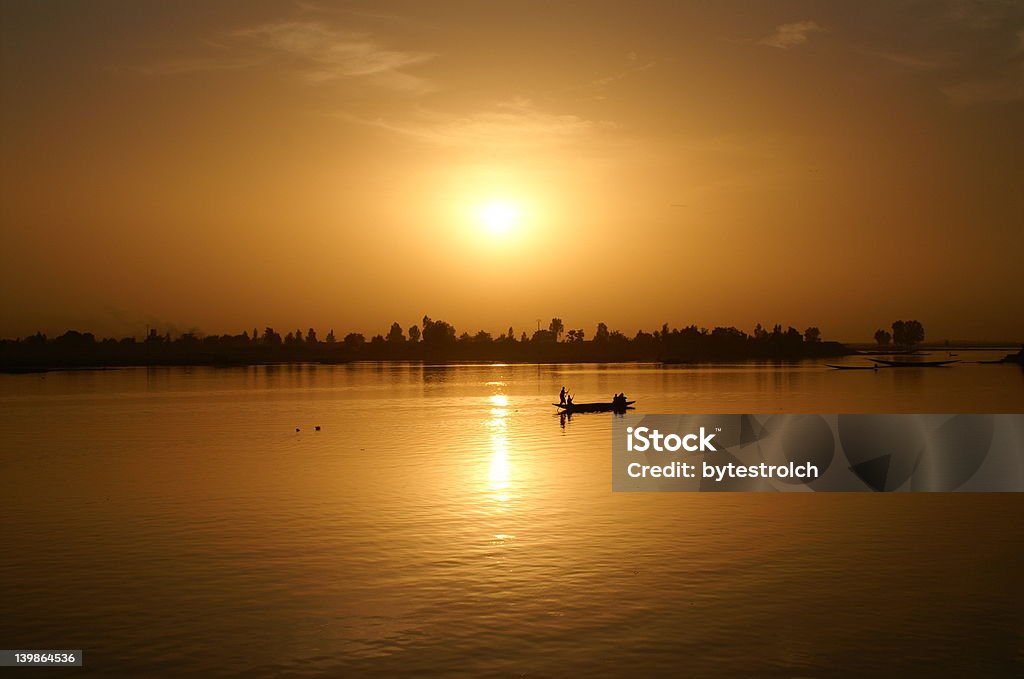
[325,329,336,343]
[594,322,610,343]
[306,328,317,344]
[262,327,282,345]
[421,316,456,346]
[54,330,95,347]
[891,320,924,349]
[804,327,821,343]
[874,329,892,347]
[386,322,405,344]
[507,326,515,342]
[408,324,420,343]
[549,317,564,342]
[343,333,365,351]
[532,329,555,343]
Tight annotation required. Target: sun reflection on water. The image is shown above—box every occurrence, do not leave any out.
[486,392,514,505]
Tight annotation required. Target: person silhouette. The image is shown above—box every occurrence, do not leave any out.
[559,386,567,405]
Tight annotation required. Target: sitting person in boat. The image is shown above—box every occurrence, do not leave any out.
[565,394,574,406]
[612,393,627,406]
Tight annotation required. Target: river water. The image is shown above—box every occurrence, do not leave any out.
[1,355,1022,677]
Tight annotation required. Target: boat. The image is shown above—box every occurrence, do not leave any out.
[826,364,879,370]
[868,358,959,367]
[554,400,635,413]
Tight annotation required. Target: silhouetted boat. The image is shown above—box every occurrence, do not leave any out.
[554,401,635,413]
[868,358,959,367]
[826,364,878,370]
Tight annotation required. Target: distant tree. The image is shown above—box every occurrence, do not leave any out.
[306,328,317,344]
[594,322,610,343]
[325,329,336,343]
[753,323,768,340]
[387,322,405,344]
[507,326,515,343]
[262,327,282,345]
[891,321,906,347]
[906,320,924,348]
[531,329,555,343]
[421,316,456,346]
[294,329,304,344]
[891,320,924,349]
[343,333,365,351]
[54,330,96,347]
[25,331,46,346]
[458,331,472,342]
[804,327,821,343]
[408,324,421,343]
[874,329,892,347]
[370,334,385,346]
[548,317,564,342]
[473,330,492,342]
[574,328,585,342]
[566,330,577,343]
[520,332,528,343]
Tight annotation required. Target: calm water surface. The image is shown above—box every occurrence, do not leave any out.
[2,356,1023,677]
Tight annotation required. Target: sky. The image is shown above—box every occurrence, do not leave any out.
[2,0,1022,342]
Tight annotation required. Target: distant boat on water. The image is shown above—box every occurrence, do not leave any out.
[868,358,959,367]
[554,400,635,413]
[826,363,879,370]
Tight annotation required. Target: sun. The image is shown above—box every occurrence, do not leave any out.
[476,200,522,235]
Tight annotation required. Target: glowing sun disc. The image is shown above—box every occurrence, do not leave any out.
[477,201,521,235]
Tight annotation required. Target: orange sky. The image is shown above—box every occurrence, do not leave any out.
[2,1,1022,341]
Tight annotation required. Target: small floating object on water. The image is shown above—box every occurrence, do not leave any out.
[315,425,321,431]
[295,427,300,432]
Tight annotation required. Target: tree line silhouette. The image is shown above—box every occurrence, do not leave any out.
[1,316,850,371]
[872,320,925,350]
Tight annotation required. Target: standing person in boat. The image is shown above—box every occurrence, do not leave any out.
[559,386,567,406]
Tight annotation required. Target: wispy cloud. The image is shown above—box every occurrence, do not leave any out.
[232,21,432,87]
[142,20,433,92]
[759,20,824,49]
[344,98,606,148]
